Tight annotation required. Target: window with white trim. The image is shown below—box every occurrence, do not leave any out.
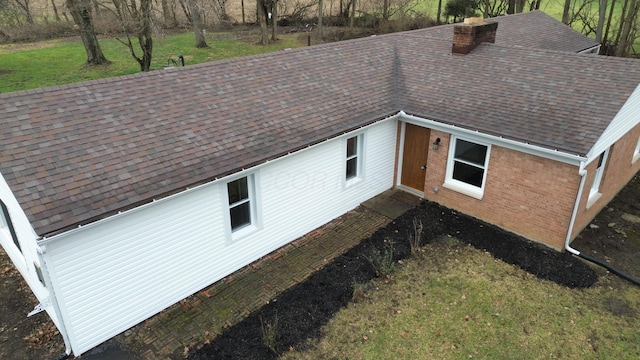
[0,200,20,252]
[444,137,490,199]
[633,136,640,163]
[589,149,609,201]
[227,175,256,233]
[345,134,363,185]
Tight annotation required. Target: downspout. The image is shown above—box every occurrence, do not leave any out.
[36,244,73,357]
[565,163,640,286]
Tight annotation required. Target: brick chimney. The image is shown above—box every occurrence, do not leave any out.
[452,17,499,55]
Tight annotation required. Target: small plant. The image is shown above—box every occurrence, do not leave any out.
[366,240,396,277]
[408,217,424,256]
[260,313,279,354]
[351,281,371,303]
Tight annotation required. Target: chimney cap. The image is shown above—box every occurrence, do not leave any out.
[463,17,485,25]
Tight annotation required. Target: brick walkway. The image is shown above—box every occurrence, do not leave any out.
[115,190,419,359]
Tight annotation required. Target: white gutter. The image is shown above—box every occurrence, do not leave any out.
[564,162,588,255]
[399,111,586,165]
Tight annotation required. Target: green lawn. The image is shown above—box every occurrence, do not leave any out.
[0,32,307,93]
[282,241,640,360]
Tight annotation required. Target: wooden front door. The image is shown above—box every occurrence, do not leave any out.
[400,123,430,192]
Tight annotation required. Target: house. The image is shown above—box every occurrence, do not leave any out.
[1,11,639,356]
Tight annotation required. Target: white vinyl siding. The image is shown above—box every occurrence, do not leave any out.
[41,118,397,355]
[444,136,491,199]
[0,174,47,298]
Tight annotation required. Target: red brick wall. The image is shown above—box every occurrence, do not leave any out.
[572,123,640,239]
[421,130,581,250]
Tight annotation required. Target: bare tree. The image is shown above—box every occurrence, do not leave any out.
[349,0,355,28]
[177,0,192,23]
[112,0,154,71]
[66,0,110,66]
[257,0,268,44]
[602,0,616,47]
[317,0,323,38]
[160,0,178,27]
[51,0,61,21]
[616,0,639,57]
[479,0,508,17]
[595,0,607,42]
[188,0,208,47]
[12,0,34,23]
[271,0,277,41]
[562,0,571,24]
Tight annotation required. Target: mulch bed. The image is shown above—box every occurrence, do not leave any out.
[187,200,598,360]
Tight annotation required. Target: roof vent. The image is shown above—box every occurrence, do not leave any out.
[452,18,498,55]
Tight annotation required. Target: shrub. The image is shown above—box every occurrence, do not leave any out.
[260,313,279,354]
[408,217,424,256]
[366,239,395,277]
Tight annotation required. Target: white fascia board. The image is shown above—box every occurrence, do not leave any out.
[585,83,640,164]
[39,114,399,245]
[399,111,586,166]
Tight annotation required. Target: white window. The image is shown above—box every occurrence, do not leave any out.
[226,175,258,237]
[588,149,609,205]
[444,137,491,199]
[34,262,46,287]
[0,201,20,252]
[345,134,364,185]
[633,136,640,163]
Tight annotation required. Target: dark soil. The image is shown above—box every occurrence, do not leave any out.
[188,183,636,359]
[0,249,65,359]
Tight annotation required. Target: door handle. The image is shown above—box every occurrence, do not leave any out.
[420,164,427,170]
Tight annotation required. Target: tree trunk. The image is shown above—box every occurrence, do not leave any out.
[562,0,571,24]
[602,0,616,46]
[189,0,208,47]
[436,0,442,24]
[616,0,639,57]
[595,0,607,43]
[349,0,355,28]
[66,0,110,66]
[614,0,630,54]
[383,0,389,21]
[138,0,154,71]
[178,0,192,23]
[257,0,269,45]
[515,0,525,13]
[14,0,35,24]
[241,0,245,24]
[507,0,515,14]
[52,0,61,21]
[317,0,323,39]
[161,0,177,27]
[271,0,277,41]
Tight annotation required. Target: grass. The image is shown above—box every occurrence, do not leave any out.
[0,32,307,93]
[281,241,640,359]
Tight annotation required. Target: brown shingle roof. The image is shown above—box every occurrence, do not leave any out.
[414,11,600,53]
[0,12,638,237]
